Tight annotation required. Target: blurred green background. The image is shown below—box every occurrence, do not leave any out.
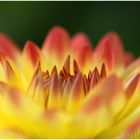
[0,2,139,56]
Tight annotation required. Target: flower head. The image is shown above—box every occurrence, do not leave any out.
[0,26,139,138]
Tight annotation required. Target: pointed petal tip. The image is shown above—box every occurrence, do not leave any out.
[63,54,70,72]
[5,60,16,78]
[23,41,40,66]
[50,69,60,95]
[88,67,100,90]
[73,59,80,74]
[51,65,58,76]
[70,73,84,99]
[47,69,61,109]
[100,63,107,78]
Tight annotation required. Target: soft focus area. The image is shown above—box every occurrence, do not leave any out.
[0,2,139,56]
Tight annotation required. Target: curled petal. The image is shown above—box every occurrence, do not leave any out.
[124,73,140,99]
[118,72,140,120]
[121,58,140,81]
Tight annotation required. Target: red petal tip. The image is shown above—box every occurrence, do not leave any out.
[42,26,70,57]
[23,41,40,66]
[0,33,20,60]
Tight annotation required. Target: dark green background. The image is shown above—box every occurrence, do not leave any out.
[0,2,140,56]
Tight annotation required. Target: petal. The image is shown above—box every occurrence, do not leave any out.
[69,73,85,100]
[47,72,61,109]
[83,75,88,94]
[121,58,140,81]
[0,128,29,138]
[26,62,41,96]
[0,82,7,95]
[21,41,46,83]
[33,75,46,108]
[67,73,85,113]
[42,26,70,58]
[23,41,41,66]
[79,75,125,116]
[62,77,72,109]
[95,32,124,70]
[50,65,58,77]
[0,33,20,60]
[71,33,93,66]
[0,86,43,138]
[100,63,107,78]
[97,106,140,138]
[63,54,70,73]
[124,73,140,99]
[118,73,140,121]
[88,67,100,90]
[124,52,134,66]
[76,75,125,137]
[5,61,18,86]
[3,61,25,91]
[71,33,92,51]
[123,117,140,138]
[0,54,7,82]
[27,63,46,107]
[73,59,80,75]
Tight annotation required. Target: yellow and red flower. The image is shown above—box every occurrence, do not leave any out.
[0,26,139,138]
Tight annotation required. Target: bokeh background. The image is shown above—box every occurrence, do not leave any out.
[0,2,140,56]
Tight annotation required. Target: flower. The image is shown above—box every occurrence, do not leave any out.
[0,26,139,138]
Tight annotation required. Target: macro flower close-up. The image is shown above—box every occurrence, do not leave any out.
[0,26,139,138]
